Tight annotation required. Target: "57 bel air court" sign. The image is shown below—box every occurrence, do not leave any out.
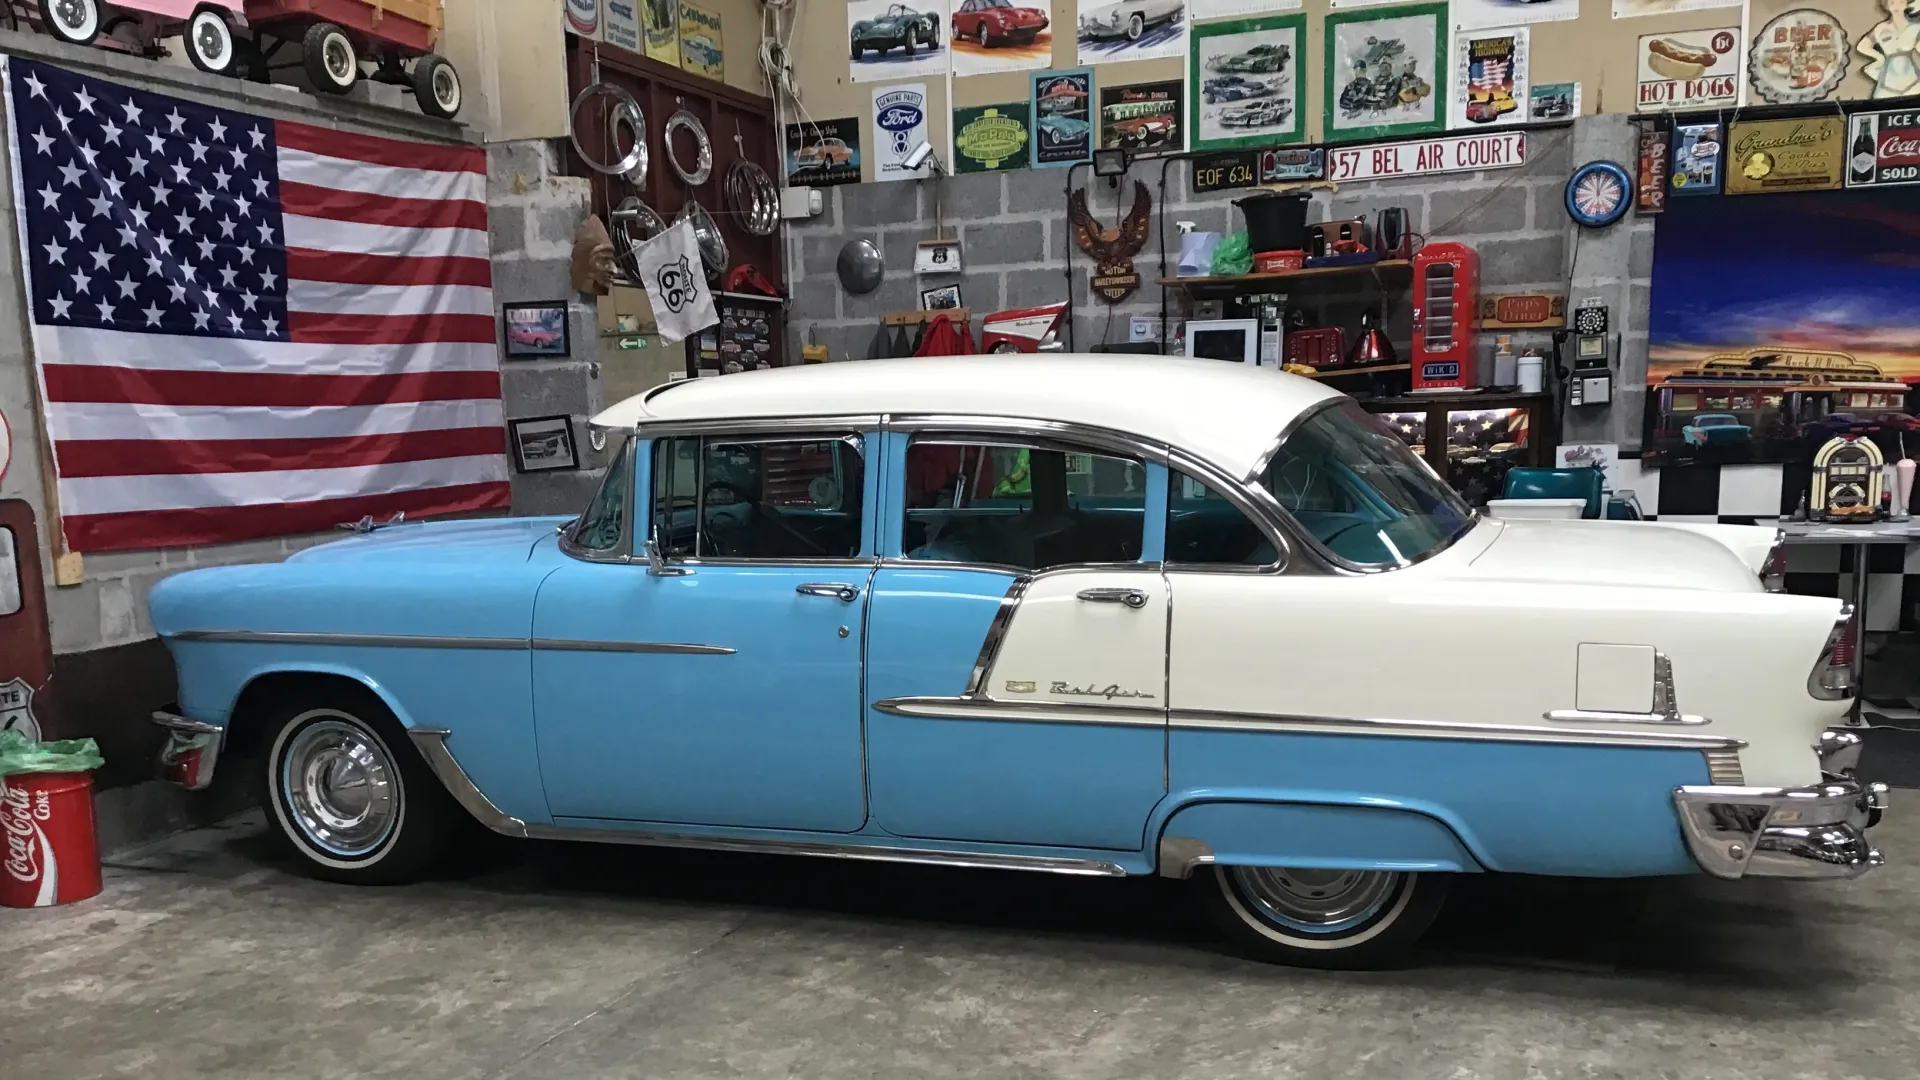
[1327,131,1525,183]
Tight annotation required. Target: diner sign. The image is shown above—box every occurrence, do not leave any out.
[1327,131,1526,183]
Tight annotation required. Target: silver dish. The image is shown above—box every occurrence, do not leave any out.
[569,82,648,180]
[664,110,714,186]
[677,200,729,278]
[725,159,779,236]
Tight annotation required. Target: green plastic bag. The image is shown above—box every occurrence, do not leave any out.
[1211,232,1252,276]
[0,729,104,776]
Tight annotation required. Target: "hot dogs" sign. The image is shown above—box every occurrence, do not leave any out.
[1637,28,1741,110]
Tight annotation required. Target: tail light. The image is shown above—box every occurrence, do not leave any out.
[1809,605,1856,700]
[1761,531,1787,592]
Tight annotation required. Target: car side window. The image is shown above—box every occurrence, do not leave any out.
[1167,471,1278,566]
[901,436,1146,570]
[570,437,632,553]
[653,434,866,560]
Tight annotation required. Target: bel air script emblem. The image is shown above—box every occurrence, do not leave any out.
[1050,680,1154,701]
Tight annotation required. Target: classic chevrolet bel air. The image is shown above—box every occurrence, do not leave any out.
[150,356,1886,968]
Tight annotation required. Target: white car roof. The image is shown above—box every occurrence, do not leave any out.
[591,354,1342,481]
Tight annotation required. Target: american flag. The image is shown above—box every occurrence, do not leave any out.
[1472,60,1511,91]
[4,57,510,553]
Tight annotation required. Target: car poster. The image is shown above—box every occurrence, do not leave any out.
[1100,81,1184,153]
[1447,26,1528,130]
[1449,0,1577,28]
[1077,0,1187,66]
[1612,0,1737,18]
[1636,28,1740,110]
[784,117,862,186]
[1192,0,1298,17]
[954,103,1032,172]
[1323,4,1446,142]
[951,0,1053,75]
[849,0,951,83]
[1190,14,1306,151]
[678,1,724,80]
[872,83,933,181]
[1528,80,1579,119]
[1031,68,1094,168]
[642,0,681,66]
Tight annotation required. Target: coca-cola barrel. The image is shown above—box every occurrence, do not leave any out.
[1,772,101,907]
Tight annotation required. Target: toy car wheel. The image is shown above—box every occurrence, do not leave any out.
[851,42,862,58]
[976,24,989,45]
[1196,865,1449,969]
[411,54,461,119]
[1126,11,1144,39]
[184,6,236,75]
[303,20,359,95]
[261,689,456,884]
[37,0,99,45]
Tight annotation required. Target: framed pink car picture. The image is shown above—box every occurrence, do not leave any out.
[502,301,570,359]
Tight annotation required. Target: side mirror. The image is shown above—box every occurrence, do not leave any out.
[642,536,690,577]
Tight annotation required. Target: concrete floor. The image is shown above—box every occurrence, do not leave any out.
[2,806,1917,1080]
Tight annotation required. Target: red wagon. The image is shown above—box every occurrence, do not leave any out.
[243,0,460,119]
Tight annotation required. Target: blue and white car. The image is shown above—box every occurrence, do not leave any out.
[150,356,1886,969]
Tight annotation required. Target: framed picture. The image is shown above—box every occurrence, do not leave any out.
[1323,3,1446,144]
[510,415,580,473]
[921,284,962,310]
[502,302,570,358]
[1191,14,1307,152]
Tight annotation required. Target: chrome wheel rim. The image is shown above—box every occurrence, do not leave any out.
[323,35,355,84]
[53,0,96,36]
[281,718,399,858]
[432,64,459,110]
[194,15,229,64]
[1228,867,1402,935]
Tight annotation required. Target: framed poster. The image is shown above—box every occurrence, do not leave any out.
[849,0,951,83]
[1100,80,1184,154]
[1078,0,1187,65]
[678,0,724,80]
[1032,68,1094,168]
[502,302,570,358]
[642,0,680,65]
[1324,4,1446,143]
[1451,0,1577,28]
[873,83,933,181]
[785,117,862,186]
[510,416,581,474]
[1190,14,1306,151]
[1447,26,1529,130]
[951,0,1053,75]
[954,103,1032,172]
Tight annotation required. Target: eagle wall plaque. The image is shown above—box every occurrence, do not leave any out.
[1069,181,1152,303]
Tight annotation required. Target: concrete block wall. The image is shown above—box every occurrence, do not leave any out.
[783,116,1650,448]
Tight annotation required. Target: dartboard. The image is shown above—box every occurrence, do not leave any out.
[1564,161,1632,228]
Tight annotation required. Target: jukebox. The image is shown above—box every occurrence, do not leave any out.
[1811,435,1886,522]
[1410,242,1481,392]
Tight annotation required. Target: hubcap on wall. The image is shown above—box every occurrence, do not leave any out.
[1228,867,1401,934]
[282,718,398,858]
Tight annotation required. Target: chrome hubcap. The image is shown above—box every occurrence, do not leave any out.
[196,19,227,60]
[433,66,458,108]
[1229,867,1402,934]
[324,37,354,82]
[282,718,398,858]
[54,0,91,32]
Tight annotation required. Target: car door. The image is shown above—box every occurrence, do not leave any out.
[531,430,876,832]
[863,427,1170,851]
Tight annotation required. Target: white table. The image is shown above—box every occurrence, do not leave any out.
[1778,519,1919,723]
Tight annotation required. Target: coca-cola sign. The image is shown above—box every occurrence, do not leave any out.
[2,783,54,906]
[1846,110,1920,188]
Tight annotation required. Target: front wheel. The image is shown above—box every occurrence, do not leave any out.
[261,692,457,884]
[184,6,235,75]
[1196,865,1448,969]
[411,54,461,119]
[303,20,359,95]
[1126,12,1144,39]
[38,0,99,44]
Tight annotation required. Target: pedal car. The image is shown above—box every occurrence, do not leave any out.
[21,0,247,75]
[244,0,460,119]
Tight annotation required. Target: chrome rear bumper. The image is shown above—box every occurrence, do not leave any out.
[152,707,222,791]
[1674,778,1888,880]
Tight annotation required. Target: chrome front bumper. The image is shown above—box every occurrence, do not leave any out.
[153,707,222,791]
[1675,778,1888,880]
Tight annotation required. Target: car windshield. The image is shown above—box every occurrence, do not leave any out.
[1259,400,1475,568]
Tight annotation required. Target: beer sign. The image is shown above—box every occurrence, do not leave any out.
[1846,110,1920,188]
[1636,28,1741,111]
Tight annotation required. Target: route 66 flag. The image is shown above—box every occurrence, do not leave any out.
[634,219,717,345]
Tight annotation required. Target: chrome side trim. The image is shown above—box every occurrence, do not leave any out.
[1703,747,1746,786]
[530,639,736,655]
[407,728,531,837]
[1544,709,1711,726]
[151,710,221,736]
[1157,835,1215,879]
[1168,708,1745,750]
[627,414,887,438]
[169,630,526,650]
[410,726,1124,876]
[965,575,1033,695]
[874,695,1166,728]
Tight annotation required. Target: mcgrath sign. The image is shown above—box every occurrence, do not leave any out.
[1327,131,1525,183]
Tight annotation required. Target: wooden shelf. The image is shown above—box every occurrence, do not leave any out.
[1157,259,1413,290]
[882,308,970,326]
[1298,362,1408,380]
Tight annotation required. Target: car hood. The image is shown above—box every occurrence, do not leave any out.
[1450,518,1767,592]
[287,517,573,565]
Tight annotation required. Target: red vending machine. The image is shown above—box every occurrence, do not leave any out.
[1410,243,1481,392]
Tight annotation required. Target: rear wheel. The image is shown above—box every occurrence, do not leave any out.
[1197,865,1448,969]
[977,25,989,46]
[411,54,461,119]
[1125,12,1144,39]
[37,0,99,44]
[303,21,359,95]
[261,690,457,884]
[184,6,235,75]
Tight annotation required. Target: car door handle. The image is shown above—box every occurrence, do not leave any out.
[796,582,861,602]
[1077,587,1149,609]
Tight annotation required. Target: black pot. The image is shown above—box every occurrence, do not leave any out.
[1234,193,1310,254]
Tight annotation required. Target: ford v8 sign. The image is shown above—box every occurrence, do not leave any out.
[873,83,930,181]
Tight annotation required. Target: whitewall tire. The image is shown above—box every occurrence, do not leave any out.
[261,693,454,884]
[1196,865,1449,969]
[184,7,235,75]
[38,0,100,44]
[303,21,359,94]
